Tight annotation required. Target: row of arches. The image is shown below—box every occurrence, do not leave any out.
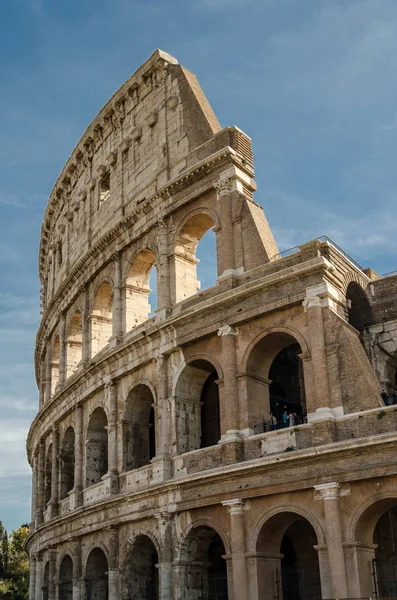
[39,500,397,600]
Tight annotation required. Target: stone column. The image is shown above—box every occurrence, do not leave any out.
[35,555,43,600]
[111,253,123,345]
[45,341,52,402]
[81,285,90,365]
[71,405,83,509]
[108,527,120,600]
[218,326,240,439]
[31,454,38,529]
[314,482,348,599]
[156,218,171,320]
[106,381,119,493]
[49,427,59,518]
[36,441,45,526]
[222,498,249,600]
[48,548,57,600]
[151,353,172,482]
[39,361,46,409]
[246,552,283,600]
[214,176,235,277]
[155,512,173,600]
[72,538,82,600]
[58,314,66,387]
[303,295,331,412]
[29,554,37,600]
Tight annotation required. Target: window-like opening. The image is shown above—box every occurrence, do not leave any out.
[86,408,108,487]
[125,249,157,331]
[60,427,75,500]
[122,535,159,600]
[174,360,220,454]
[44,444,52,506]
[91,282,113,357]
[57,240,63,266]
[66,311,83,378]
[85,548,108,600]
[256,513,321,600]
[51,335,60,396]
[59,555,73,600]
[180,526,228,600]
[174,213,216,303]
[123,385,156,472]
[346,281,373,332]
[99,172,110,206]
[43,562,49,600]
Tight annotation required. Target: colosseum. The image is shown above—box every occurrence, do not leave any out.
[26,50,397,600]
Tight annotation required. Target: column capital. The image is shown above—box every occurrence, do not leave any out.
[302,295,323,310]
[217,325,238,337]
[314,482,341,500]
[214,176,233,198]
[222,498,245,514]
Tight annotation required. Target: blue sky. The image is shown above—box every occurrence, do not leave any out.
[1,0,397,532]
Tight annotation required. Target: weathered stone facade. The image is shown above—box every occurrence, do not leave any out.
[26,50,397,600]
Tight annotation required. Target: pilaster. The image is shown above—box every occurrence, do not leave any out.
[222,498,249,600]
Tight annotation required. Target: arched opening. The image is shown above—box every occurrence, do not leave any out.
[256,512,321,600]
[178,526,228,600]
[121,535,159,600]
[174,213,217,303]
[44,444,52,506]
[246,333,306,433]
[85,548,108,600]
[346,281,373,332]
[59,555,73,600]
[174,360,220,454]
[66,311,83,377]
[374,506,397,598]
[86,408,108,487]
[42,562,49,600]
[123,384,156,472]
[60,427,75,500]
[91,282,113,357]
[125,249,157,331]
[384,349,397,398]
[51,335,60,396]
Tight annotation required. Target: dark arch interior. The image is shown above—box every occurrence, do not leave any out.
[86,408,108,487]
[85,548,108,600]
[184,526,228,600]
[43,562,49,600]
[374,506,397,598]
[59,555,73,600]
[45,445,52,506]
[124,385,156,472]
[269,343,306,424]
[200,369,221,448]
[123,535,159,600]
[60,427,75,500]
[346,281,373,332]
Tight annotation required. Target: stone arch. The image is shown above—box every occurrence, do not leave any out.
[44,443,52,506]
[126,527,161,557]
[51,333,60,396]
[58,554,73,600]
[346,281,373,332]
[175,517,231,561]
[176,522,229,600]
[125,247,157,331]
[66,310,83,378]
[173,210,218,303]
[85,407,108,487]
[242,326,310,372]
[123,383,156,471]
[84,547,109,600]
[174,358,221,453]
[341,269,370,297]
[349,492,397,545]
[60,426,75,500]
[244,329,309,433]
[254,507,323,600]
[91,280,113,357]
[121,533,159,600]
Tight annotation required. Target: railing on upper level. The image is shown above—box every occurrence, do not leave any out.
[270,235,364,271]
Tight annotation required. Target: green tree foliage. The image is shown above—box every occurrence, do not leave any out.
[0,524,29,600]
